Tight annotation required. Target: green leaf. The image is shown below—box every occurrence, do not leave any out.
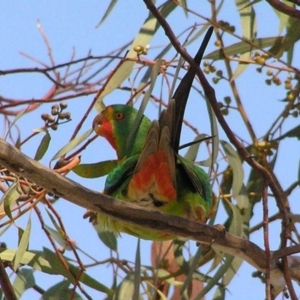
[0,224,11,237]
[231,0,257,80]
[235,184,249,210]
[96,0,118,28]
[42,248,114,295]
[276,124,300,140]
[42,248,75,281]
[169,55,185,102]
[2,181,22,220]
[34,131,51,161]
[5,109,27,141]
[212,285,226,300]
[13,217,31,271]
[221,141,244,197]
[1,248,113,295]
[42,280,81,300]
[133,239,141,300]
[95,60,136,111]
[95,1,177,111]
[134,42,175,102]
[272,18,300,60]
[126,59,163,154]
[172,239,189,270]
[44,211,73,251]
[246,166,265,205]
[174,0,187,16]
[44,225,67,249]
[222,256,243,287]
[154,268,183,286]
[273,0,292,33]
[154,289,168,300]
[204,37,284,60]
[204,99,219,170]
[13,268,35,299]
[0,249,52,273]
[72,160,117,178]
[223,200,243,236]
[184,134,206,162]
[51,128,93,161]
[115,274,134,300]
[45,209,65,238]
[96,230,117,251]
[127,1,177,58]
[69,264,113,295]
[180,246,203,297]
[194,255,234,300]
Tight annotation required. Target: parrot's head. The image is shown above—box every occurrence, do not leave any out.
[93,105,151,160]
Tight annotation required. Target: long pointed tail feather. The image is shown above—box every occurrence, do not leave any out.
[172,26,214,153]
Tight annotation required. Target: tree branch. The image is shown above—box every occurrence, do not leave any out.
[266,0,300,19]
[0,138,299,296]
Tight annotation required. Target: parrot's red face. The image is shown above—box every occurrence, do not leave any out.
[92,104,151,160]
[93,106,124,152]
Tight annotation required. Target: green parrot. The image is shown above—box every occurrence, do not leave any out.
[90,28,215,240]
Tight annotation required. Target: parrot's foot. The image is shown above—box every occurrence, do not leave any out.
[213,224,226,237]
[83,210,98,225]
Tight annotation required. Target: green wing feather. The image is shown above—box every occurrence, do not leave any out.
[104,154,138,196]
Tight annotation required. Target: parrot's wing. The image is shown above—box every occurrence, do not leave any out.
[177,155,212,207]
[104,154,139,196]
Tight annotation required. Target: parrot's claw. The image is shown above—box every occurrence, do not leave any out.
[83,210,98,225]
[213,224,226,237]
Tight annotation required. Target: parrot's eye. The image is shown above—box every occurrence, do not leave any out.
[114,112,124,120]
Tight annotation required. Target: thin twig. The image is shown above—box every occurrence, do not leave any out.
[262,184,271,299]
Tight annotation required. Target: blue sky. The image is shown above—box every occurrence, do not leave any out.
[1,1,300,299]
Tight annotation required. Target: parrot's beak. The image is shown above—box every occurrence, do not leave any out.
[92,112,104,136]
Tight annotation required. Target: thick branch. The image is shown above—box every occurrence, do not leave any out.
[0,138,298,295]
[0,139,255,258]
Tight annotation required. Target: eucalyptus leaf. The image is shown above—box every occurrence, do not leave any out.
[126,59,162,155]
[204,37,284,60]
[13,268,35,299]
[72,160,117,178]
[34,131,51,161]
[194,255,234,300]
[97,230,117,251]
[133,239,141,300]
[2,181,22,220]
[114,274,135,300]
[231,0,257,80]
[13,218,31,271]
[221,141,244,197]
[96,0,118,28]
[51,128,93,161]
